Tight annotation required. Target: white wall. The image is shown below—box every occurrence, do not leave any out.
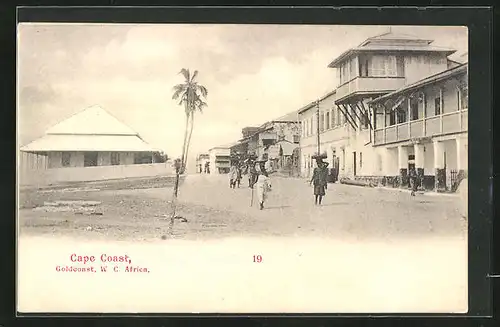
[404,54,449,85]
[19,162,176,187]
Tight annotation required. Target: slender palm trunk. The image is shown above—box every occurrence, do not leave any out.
[170,108,190,230]
[179,108,190,173]
[184,112,195,171]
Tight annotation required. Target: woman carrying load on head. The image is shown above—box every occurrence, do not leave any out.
[310,153,329,205]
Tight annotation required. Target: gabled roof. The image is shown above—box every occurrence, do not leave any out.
[369,63,468,105]
[46,105,138,135]
[327,32,456,68]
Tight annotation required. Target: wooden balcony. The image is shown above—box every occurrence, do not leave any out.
[335,76,406,103]
[374,110,468,145]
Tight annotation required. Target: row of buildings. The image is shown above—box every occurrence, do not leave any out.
[202,31,468,192]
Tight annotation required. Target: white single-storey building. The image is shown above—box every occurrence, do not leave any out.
[20,105,161,168]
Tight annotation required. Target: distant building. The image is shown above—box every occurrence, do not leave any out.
[195,153,210,173]
[208,144,233,174]
[20,105,161,168]
[231,111,301,175]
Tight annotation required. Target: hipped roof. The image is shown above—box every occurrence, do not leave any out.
[21,134,159,152]
[327,32,456,68]
[46,105,139,135]
[21,105,159,153]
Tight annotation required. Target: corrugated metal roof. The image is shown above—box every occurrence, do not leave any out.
[20,134,158,152]
[46,105,138,135]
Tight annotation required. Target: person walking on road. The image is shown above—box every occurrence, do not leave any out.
[310,155,329,205]
[255,161,272,210]
[236,164,242,188]
[229,164,238,189]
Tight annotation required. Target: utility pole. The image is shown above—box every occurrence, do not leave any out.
[316,100,321,155]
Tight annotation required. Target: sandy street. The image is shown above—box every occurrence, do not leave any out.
[17,175,468,313]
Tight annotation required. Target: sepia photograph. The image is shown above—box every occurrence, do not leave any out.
[17,22,469,313]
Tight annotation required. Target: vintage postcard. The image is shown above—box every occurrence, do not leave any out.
[17,23,469,313]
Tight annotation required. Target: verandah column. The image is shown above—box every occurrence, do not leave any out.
[414,143,425,190]
[456,136,467,182]
[397,145,408,187]
[433,140,446,191]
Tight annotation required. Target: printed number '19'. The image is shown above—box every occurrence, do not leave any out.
[253,255,262,263]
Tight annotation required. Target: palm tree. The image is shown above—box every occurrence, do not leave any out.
[168,68,207,230]
[172,68,208,173]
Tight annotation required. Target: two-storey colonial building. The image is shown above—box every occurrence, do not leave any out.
[368,63,468,191]
[326,32,460,182]
[297,31,467,191]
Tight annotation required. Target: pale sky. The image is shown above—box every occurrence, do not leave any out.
[17,24,467,161]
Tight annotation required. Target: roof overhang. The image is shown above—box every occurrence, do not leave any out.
[335,91,393,105]
[328,48,457,68]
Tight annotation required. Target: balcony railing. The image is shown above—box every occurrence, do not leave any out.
[374,110,467,145]
[335,76,406,102]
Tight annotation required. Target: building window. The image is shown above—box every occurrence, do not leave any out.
[111,152,120,165]
[410,96,419,120]
[332,107,336,126]
[396,107,407,124]
[326,111,330,130]
[435,96,441,115]
[368,55,397,77]
[389,111,396,126]
[359,152,363,168]
[62,152,71,167]
[319,113,324,132]
[460,85,468,110]
[84,152,98,167]
[293,135,300,144]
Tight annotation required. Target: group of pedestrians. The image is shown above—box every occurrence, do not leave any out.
[226,153,333,210]
[227,158,272,210]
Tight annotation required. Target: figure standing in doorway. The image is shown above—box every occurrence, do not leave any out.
[310,155,329,205]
